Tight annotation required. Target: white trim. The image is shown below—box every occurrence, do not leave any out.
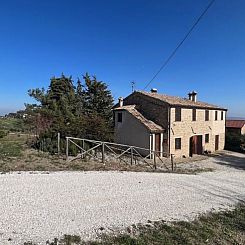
[152,134,156,151]
[149,134,152,158]
[160,133,163,157]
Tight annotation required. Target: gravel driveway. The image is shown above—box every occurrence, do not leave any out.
[0,151,245,244]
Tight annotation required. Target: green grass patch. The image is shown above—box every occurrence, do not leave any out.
[0,117,26,132]
[0,134,26,159]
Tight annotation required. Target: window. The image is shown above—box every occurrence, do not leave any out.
[205,110,209,121]
[205,134,209,143]
[117,112,122,122]
[192,109,196,121]
[221,111,224,120]
[175,108,181,122]
[175,138,181,150]
[215,111,218,121]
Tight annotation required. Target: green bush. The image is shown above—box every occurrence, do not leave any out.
[0,130,7,138]
[225,132,243,152]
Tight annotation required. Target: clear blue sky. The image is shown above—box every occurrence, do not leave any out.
[0,0,244,117]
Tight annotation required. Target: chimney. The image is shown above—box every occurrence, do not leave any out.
[188,91,197,102]
[118,97,123,107]
[150,88,158,93]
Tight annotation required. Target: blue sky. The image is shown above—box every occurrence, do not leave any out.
[0,0,244,117]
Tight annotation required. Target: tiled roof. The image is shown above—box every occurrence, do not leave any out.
[226,120,245,129]
[136,91,227,110]
[114,105,164,133]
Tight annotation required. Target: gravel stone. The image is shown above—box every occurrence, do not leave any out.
[0,152,244,244]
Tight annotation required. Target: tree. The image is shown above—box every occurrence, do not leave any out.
[26,73,114,153]
[75,79,85,116]
[83,73,114,121]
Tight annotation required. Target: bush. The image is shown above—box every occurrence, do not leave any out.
[225,132,243,152]
[0,130,7,139]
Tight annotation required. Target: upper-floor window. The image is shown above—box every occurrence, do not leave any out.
[175,108,181,122]
[192,109,196,121]
[175,138,181,150]
[221,111,224,120]
[215,111,218,121]
[117,112,122,122]
[205,110,209,121]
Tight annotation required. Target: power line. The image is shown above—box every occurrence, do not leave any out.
[143,0,216,90]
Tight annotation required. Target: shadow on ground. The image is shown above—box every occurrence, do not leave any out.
[212,152,245,170]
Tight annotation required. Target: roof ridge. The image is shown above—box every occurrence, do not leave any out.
[136,90,227,110]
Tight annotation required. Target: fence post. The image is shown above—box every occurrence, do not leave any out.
[171,154,174,171]
[153,152,157,169]
[57,132,60,155]
[102,142,105,164]
[131,147,133,165]
[81,139,84,158]
[66,137,69,161]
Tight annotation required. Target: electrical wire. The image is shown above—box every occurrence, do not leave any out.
[143,0,216,90]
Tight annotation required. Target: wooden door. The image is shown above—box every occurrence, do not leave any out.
[189,137,194,157]
[196,135,203,155]
[215,135,219,151]
[155,134,161,156]
[189,135,203,156]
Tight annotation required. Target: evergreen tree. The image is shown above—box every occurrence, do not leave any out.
[26,73,114,153]
[83,73,114,121]
[75,79,85,116]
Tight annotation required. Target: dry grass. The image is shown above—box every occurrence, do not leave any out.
[0,133,213,174]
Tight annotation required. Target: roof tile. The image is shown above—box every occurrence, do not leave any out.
[114,105,164,133]
[226,120,245,129]
[137,91,227,110]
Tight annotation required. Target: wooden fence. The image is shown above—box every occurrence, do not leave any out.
[65,137,175,171]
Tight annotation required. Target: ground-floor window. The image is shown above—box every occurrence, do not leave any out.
[175,138,181,150]
[205,134,209,143]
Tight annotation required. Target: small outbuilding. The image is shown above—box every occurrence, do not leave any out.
[226,120,245,136]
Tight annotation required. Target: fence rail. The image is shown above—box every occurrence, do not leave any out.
[66,137,175,171]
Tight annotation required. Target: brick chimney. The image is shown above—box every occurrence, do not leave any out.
[188,91,197,102]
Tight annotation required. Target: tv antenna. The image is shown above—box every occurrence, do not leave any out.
[131,81,135,93]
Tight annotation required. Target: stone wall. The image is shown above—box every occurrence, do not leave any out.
[170,108,226,157]
[123,92,169,153]
[242,125,245,135]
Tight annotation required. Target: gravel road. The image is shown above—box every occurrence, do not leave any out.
[0,151,245,244]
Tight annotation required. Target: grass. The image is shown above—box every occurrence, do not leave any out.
[0,123,214,174]
[0,132,213,174]
[0,134,25,159]
[0,117,26,132]
[25,203,245,245]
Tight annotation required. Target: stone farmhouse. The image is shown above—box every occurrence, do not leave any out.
[113,90,227,158]
[226,120,245,136]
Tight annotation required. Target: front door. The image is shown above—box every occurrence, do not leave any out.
[215,135,219,151]
[189,135,203,156]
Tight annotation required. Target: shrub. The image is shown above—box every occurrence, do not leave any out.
[0,130,7,138]
[225,132,243,152]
